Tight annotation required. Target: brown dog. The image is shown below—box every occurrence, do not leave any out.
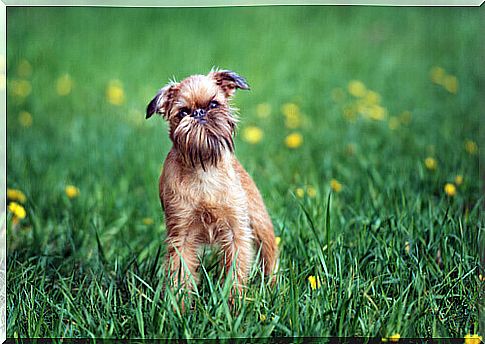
[146,70,277,297]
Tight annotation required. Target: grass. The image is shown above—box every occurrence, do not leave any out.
[5,6,484,339]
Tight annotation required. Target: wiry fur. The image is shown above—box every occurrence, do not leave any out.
[146,70,277,300]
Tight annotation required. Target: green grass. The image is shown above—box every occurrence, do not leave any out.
[5,6,483,339]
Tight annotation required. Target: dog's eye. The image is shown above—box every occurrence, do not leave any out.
[178,108,190,118]
[209,100,219,109]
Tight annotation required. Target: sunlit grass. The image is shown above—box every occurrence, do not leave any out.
[6,6,483,339]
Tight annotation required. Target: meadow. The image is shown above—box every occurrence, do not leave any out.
[5,6,483,339]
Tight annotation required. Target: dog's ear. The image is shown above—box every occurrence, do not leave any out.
[210,70,250,98]
[146,82,179,119]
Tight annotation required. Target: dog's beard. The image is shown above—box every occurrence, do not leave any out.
[172,113,236,170]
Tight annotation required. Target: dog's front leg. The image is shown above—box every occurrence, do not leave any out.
[218,213,253,303]
[164,219,202,310]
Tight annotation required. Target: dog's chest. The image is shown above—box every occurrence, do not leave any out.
[189,164,239,203]
[162,153,248,225]
[190,165,248,244]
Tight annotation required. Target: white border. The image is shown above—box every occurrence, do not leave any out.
[0,1,482,343]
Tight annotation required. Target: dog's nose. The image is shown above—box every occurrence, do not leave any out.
[192,108,206,118]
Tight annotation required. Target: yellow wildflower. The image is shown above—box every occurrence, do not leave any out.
[56,73,72,96]
[282,103,302,129]
[479,274,484,282]
[464,140,478,155]
[281,103,300,117]
[243,126,263,144]
[430,66,446,84]
[11,79,32,98]
[444,183,456,197]
[367,105,387,121]
[330,179,342,193]
[7,188,27,203]
[348,80,367,97]
[399,111,412,125]
[388,333,400,342]
[443,75,458,94]
[455,175,463,186]
[19,111,33,127]
[295,188,305,198]
[142,217,154,225]
[106,79,125,105]
[285,132,303,149]
[405,241,411,254]
[259,314,267,322]
[8,202,26,219]
[256,103,271,118]
[306,186,317,198]
[285,113,302,129]
[424,157,437,171]
[464,334,482,344]
[17,59,32,78]
[364,90,381,105]
[308,275,321,290]
[275,236,281,246]
[65,185,80,199]
[388,116,400,130]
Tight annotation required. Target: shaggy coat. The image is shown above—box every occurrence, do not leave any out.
[146,70,277,297]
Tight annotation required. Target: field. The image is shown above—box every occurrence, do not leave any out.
[5,6,484,339]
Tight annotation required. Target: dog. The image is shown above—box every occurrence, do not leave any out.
[146,69,277,299]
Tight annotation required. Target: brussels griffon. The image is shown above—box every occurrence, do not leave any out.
[146,70,277,297]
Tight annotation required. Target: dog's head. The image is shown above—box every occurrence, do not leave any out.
[146,70,249,169]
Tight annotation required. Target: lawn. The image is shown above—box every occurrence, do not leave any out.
[5,6,483,339]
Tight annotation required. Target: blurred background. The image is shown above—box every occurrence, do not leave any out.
[6,6,482,210]
[5,6,483,338]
